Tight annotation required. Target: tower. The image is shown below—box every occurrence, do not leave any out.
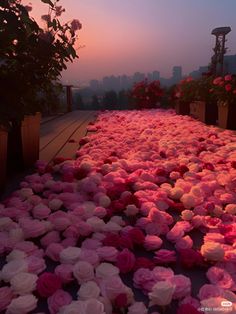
[209,26,231,76]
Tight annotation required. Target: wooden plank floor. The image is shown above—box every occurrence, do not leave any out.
[40,110,97,163]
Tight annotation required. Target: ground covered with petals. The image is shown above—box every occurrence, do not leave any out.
[1,109,236,314]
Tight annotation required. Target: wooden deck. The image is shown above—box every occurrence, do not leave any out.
[40,110,97,163]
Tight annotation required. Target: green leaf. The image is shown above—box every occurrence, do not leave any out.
[41,0,54,7]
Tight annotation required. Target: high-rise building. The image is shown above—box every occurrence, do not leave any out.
[133,72,145,83]
[89,79,99,91]
[172,66,182,83]
[153,71,160,81]
[224,55,236,74]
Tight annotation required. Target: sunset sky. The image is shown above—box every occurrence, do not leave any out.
[27,0,236,86]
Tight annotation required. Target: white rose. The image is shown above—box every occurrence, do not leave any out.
[180,193,197,209]
[48,199,63,211]
[8,228,24,244]
[148,281,175,306]
[6,250,26,262]
[86,217,106,232]
[127,302,148,314]
[201,242,225,262]
[10,272,38,295]
[59,301,86,314]
[0,217,13,231]
[19,188,33,199]
[95,263,119,279]
[181,210,194,221]
[98,195,111,208]
[225,204,236,215]
[6,294,37,314]
[102,222,122,233]
[60,247,81,264]
[77,281,100,300]
[1,260,28,282]
[124,205,139,216]
[85,299,105,314]
[73,261,94,284]
[169,187,184,200]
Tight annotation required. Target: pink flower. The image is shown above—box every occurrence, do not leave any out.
[177,304,201,314]
[213,77,223,85]
[225,74,232,81]
[36,272,62,297]
[55,264,74,284]
[207,266,235,289]
[179,249,204,269]
[144,235,163,251]
[99,276,128,301]
[0,287,14,312]
[48,289,72,314]
[116,248,136,273]
[26,256,46,274]
[175,236,193,251]
[40,231,61,248]
[198,284,222,300]
[168,275,191,299]
[152,266,174,281]
[133,268,155,290]
[154,249,177,264]
[97,246,118,262]
[133,257,155,271]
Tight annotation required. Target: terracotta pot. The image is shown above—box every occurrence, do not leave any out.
[218,101,236,130]
[0,128,8,190]
[175,101,190,115]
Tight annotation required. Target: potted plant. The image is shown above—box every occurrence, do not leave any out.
[174,77,196,115]
[0,0,82,175]
[130,80,163,109]
[189,75,218,125]
[210,75,236,130]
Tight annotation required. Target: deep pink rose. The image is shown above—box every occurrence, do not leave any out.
[54,264,74,284]
[116,249,136,273]
[128,228,145,246]
[48,289,72,314]
[36,272,62,297]
[103,233,120,247]
[133,257,155,271]
[168,275,191,299]
[154,249,177,264]
[114,293,128,308]
[179,249,204,269]
[177,304,201,314]
[0,287,14,312]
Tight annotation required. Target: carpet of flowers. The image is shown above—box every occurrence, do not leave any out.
[1,109,236,314]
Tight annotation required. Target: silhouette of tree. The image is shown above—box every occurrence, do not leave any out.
[102,90,118,109]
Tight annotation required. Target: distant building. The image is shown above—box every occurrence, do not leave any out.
[133,72,145,83]
[153,71,160,81]
[172,66,182,84]
[89,79,99,91]
[189,66,209,79]
[224,55,236,74]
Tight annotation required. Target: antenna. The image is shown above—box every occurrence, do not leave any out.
[209,26,231,76]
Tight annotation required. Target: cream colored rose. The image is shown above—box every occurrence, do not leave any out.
[201,242,225,262]
[124,205,139,216]
[85,299,105,314]
[19,188,33,199]
[1,260,28,282]
[6,294,37,313]
[73,261,94,284]
[48,199,63,211]
[6,250,26,262]
[0,217,13,231]
[180,194,197,209]
[99,195,111,208]
[86,217,106,232]
[225,204,236,215]
[77,281,100,300]
[10,272,38,295]
[8,228,24,244]
[95,263,119,279]
[148,281,175,306]
[127,302,148,314]
[181,210,194,221]
[102,222,122,233]
[169,187,184,200]
[60,247,81,264]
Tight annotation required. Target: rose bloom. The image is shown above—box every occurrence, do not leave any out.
[148,281,176,306]
[99,275,128,301]
[79,249,100,267]
[116,249,136,273]
[133,257,155,271]
[144,235,163,251]
[95,263,119,279]
[181,210,194,221]
[201,297,234,314]
[133,268,155,290]
[96,246,118,262]
[127,302,148,314]
[198,284,222,300]
[73,261,94,284]
[59,247,81,264]
[55,264,74,284]
[10,272,38,295]
[175,236,193,251]
[1,259,28,282]
[77,281,100,300]
[168,275,191,299]
[207,266,234,289]
[177,304,201,314]
[200,242,225,262]
[203,233,225,244]
[36,272,62,297]
[59,299,105,314]
[179,249,204,269]
[154,249,177,264]
[48,289,72,314]
[225,204,236,215]
[0,287,14,312]
[152,266,174,281]
[6,294,37,314]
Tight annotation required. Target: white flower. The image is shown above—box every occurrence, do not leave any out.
[6,250,26,262]
[10,272,38,295]
[181,210,194,221]
[48,199,63,211]
[127,302,148,314]
[95,263,119,279]
[6,294,37,314]
[1,260,28,282]
[201,242,225,262]
[148,281,175,306]
[77,281,100,300]
[60,247,81,264]
[73,261,94,284]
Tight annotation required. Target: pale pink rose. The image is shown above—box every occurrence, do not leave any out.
[55,264,74,284]
[94,207,107,218]
[86,217,106,232]
[60,247,81,264]
[32,204,51,219]
[14,241,38,255]
[166,227,184,242]
[203,233,225,244]
[81,238,102,250]
[10,272,38,295]
[148,281,175,306]
[144,235,163,250]
[181,210,194,221]
[175,236,193,251]
[19,218,47,239]
[45,243,64,262]
[6,294,37,313]
[0,287,14,312]
[73,261,94,284]
[207,266,234,289]
[57,300,86,314]
[77,281,100,300]
[1,259,28,282]
[99,275,128,301]
[48,199,63,211]
[40,231,61,248]
[79,249,100,267]
[201,242,225,261]
[6,250,26,262]
[48,212,70,231]
[26,256,46,274]
[63,225,80,239]
[168,275,191,299]
[198,284,222,300]
[152,266,174,281]
[148,208,165,224]
[95,263,119,279]
[103,221,122,233]
[61,237,77,248]
[48,289,72,314]
[76,221,93,236]
[96,246,118,262]
[133,268,155,290]
[127,302,148,314]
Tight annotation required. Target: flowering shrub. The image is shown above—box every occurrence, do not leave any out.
[130,80,163,108]
[174,77,197,103]
[210,74,236,105]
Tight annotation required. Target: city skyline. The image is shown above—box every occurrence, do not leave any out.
[25,0,236,86]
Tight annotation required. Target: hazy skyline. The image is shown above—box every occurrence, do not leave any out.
[27,0,236,86]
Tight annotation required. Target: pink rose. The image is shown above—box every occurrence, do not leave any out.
[0,287,14,312]
[152,266,174,281]
[206,266,234,289]
[198,284,222,300]
[36,272,62,297]
[144,235,163,251]
[26,256,46,274]
[40,231,61,248]
[55,264,74,284]
[154,249,177,264]
[48,289,72,314]
[81,238,102,250]
[79,249,100,267]
[166,227,184,242]
[73,261,94,284]
[175,236,193,251]
[133,268,156,291]
[99,276,128,301]
[45,243,64,262]
[32,204,51,219]
[168,275,191,299]
[96,246,118,262]
[116,249,136,273]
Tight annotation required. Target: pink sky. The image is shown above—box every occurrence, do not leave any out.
[25,0,236,86]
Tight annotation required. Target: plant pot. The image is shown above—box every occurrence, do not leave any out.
[7,112,41,173]
[217,101,236,130]
[0,128,8,190]
[175,101,190,115]
[190,101,218,125]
